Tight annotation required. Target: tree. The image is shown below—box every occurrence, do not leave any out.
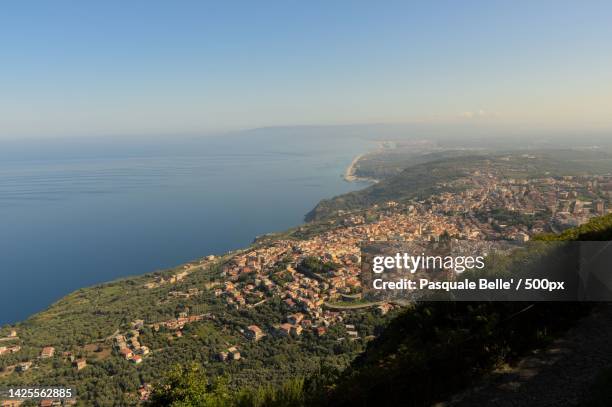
[149,363,231,407]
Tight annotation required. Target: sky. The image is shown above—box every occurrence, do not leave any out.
[1,1,611,138]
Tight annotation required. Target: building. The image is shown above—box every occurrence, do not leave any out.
[287,313,304,325]
[245,325,265,341]
[16,361,32,372]
[131,319,145,329]
[1,400,24,407]
[40,346,55,359]
[277,323,292,337]
[0,346,16,355]
[119,348,133,360]
[376,303,393,316]
[138,384,152,401]
[73,358,87,370]
[229,349,241,361]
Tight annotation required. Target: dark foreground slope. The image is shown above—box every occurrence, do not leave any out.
[321,214,612,407]
[149,215,612,407]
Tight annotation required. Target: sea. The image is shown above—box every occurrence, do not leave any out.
[0,127,374,324]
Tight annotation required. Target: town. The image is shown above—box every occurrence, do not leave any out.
[213,170,611,340]
[1,168,611,406]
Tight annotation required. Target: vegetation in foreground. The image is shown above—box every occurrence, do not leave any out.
[151,214,612,407]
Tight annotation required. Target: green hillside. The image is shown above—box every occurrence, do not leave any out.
[306,150,612,221]
[319,214,612,406]
[148,214,612,407]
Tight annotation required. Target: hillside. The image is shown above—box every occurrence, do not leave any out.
[2,148,611,406]
[0,227,392,405]
[319,214,612,407]
[306,149,612,221]
[135,214,612,407]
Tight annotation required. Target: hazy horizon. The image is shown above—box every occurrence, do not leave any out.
[1,1,611,139]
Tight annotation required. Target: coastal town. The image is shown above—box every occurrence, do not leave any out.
[212,169,612,339]
[2,164,612,406]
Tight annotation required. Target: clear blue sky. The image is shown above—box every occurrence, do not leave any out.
[1,1,611,138]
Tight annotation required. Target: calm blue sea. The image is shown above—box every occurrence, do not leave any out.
[0,128,373,324]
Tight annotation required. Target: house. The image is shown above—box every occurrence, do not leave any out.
[138,384,152,401]
[119,348,133,360]
[138,346,150,355]
[245,325,265,341]
[287,313,304,325]
[0,346,15,355]
[277,323,292,337]
[376,303,393,316]
[16,361,32,372]
[290,325,303,336]
[315,326,327,336]
[131,355,143,364]
[131,320,145,329]
[40,346,55,359]
[73,358,87,370]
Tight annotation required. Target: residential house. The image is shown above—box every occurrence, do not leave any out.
[73,359,87,370]
[40,346,55,359]
[245,325,265,341]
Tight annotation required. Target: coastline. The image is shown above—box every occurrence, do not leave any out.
[0,134,373,326]
[343,153,380,184]
[343,153,364,182]
[3,155,373,327]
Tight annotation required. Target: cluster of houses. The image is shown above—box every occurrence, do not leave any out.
[0,330,20,357]
[113,329,149,365]
[276,313,307,337]
[150,313,210,332]
[202,170,612,344]
[2,343,90,381]
[216,345,241,362]
[167,288,201,299]
[144,269,191,289]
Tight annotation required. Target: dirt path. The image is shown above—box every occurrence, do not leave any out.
[445,304,612,406]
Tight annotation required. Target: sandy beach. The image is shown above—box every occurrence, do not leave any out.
[343,153,380,183]
[343,154,364,181]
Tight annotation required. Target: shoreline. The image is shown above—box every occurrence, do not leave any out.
[343,153,380,184]
[343,153,364,182]
[3,153,373,327]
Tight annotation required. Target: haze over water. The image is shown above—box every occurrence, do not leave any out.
[0,129,372,324]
